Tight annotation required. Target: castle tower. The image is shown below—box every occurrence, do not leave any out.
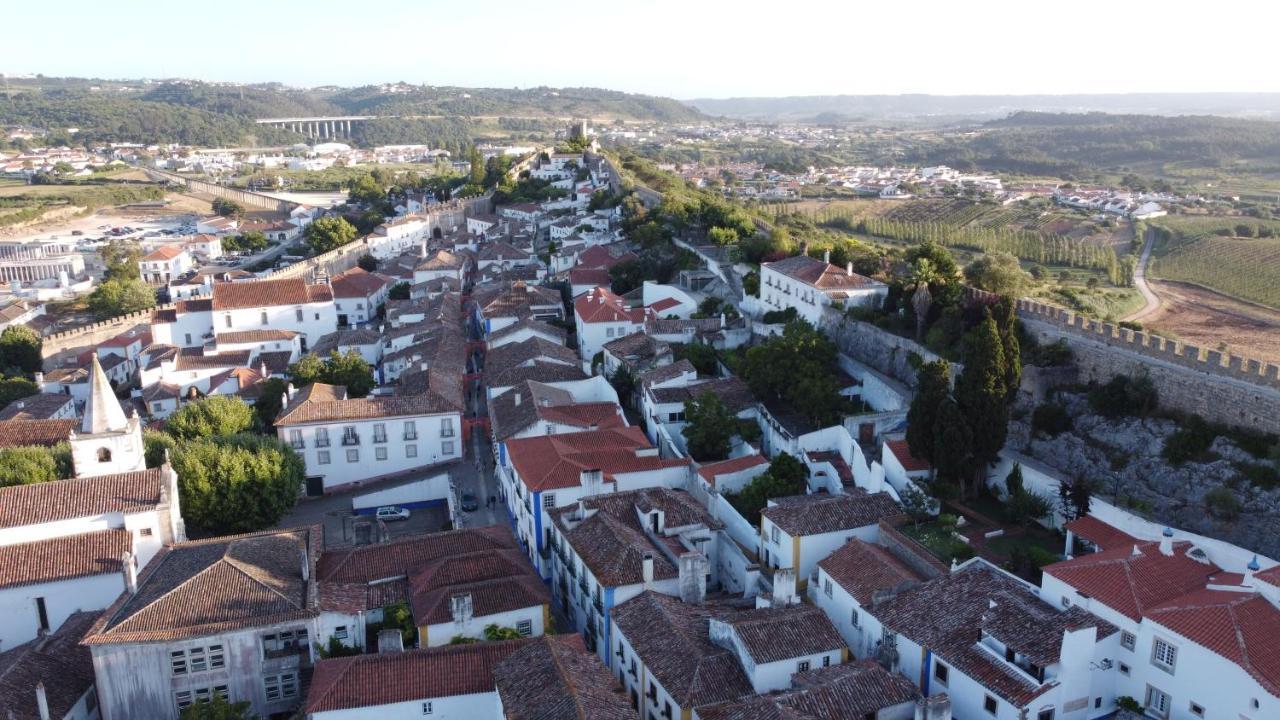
[70,354,146,478]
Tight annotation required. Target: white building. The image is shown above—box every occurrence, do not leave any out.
[210,277,338,353]
[759,253,888,325]
[573,286,646,371]
[331,268,392,327]
[0,610,105,720]
[275,383,463,495]
[759,490,903,587]
[138,246,193,286]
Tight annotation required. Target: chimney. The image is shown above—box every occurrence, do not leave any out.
[451,592,474,627]
[121,551,137,594]
[580,468,603,495]
[642,551,655,589]
[846,261,853,276]
[301,547,310,581]
[1246,555,1261,586]
[35,682,50,720]
[772,568,796,606]
[678,552,708,604]
[719,312,726,329]
[33,371,43,385]
[14,401,22,410]
[823,249,830,264]
[1159,527,1174,556]
[377,628,405,653]
[914,694,953,720]
[513,392,521,406]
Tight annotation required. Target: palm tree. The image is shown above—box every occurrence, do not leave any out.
[907,259,941,339]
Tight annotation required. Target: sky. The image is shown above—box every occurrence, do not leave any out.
[5,0,1279,98]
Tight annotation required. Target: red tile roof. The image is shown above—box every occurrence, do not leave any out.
[1064,515,1138,552]
[493,635,635,720]
[0,610,99,720]
[819,539,924,605]
[141,245,187,262]
[305,639,532,713]
[1043,541,1220,621]
[1146,589,1280,696]
[0,418,76,447]
[764,254,884,293]
[885,439,930,472]
[506,427,688,492]
[0,529,131,590]
[574,287,645,325]
[762,490,903,537]
[0,469,164,529]
[317,526,516,584]
[331,268,393,298]
[648,297,681,313]
[568,267,610,288]
[211,277,333,310]
[696,455,769,485]
[576,245,636,270]
[411,574,549,626]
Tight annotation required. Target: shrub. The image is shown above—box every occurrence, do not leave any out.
[1031,403,1072,437]
[1162,414,1217,465]
[1204,486,1242,521]
[761,307,798,324]
[1087,375,1158,418]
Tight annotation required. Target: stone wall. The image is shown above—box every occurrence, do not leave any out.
[42,307,166,362]
[820,309,954,388]
[143,169,295,213]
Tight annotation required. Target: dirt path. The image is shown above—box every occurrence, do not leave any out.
[1123,226,1160,322]
[1142,279,1280,364]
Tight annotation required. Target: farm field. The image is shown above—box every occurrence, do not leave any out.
[1141,280,1280,364]
[1149,215,1280,309]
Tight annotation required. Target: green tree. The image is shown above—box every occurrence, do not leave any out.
[0,446,60,487]
[964,252,1032,296]
[725,452,808,524]
[707,226,739,246]
[905,361,950,466]
[315,636,361,659]
[739,320,846,428]
[347,174,386,206]
[0,375,38,408]
[171,434,304,534]
[211,198,246,220]
[389,282,410,300]
[607,366,636,410]
[931,398,972,486]
[304,216,358,255]
[253,377,291,431]
[88,278,156,318]
[357,254,378,272]
[99,239,143,281]
[992,296,1022,400]
[483,624,523,641]
[143,429,177,468]
[165,396,256,440]
[0,325,42,376]
[682,391,737,462]
[906,259,941,340]
[954,311,1008,495]
[288,350,375,398]
[676,343,718,376]
[178,695,255,720]
[468,146,485,186]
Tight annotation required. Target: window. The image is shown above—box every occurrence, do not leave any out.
[97,447,112,463]
[543,493,556,509]
[404,421,418,440]
[405,444,417,458]
[175,690,193,710]
[516,619,533,637]
[264,672,299,702]
[933,661,949,685]
[342,426,358,445]
[373,423,387,443]
[606,327,615,338]
[152,402,164,412]
[822,655,830,667]
[295,308,304,322]
[663,701,672,718]
[184,333,192,346]
[984,695,999,715]
[422,702,433,715]
[140,527,153,537]
[189,647,208,672]
[770,526,780,543]
[334,626,348,640]
[289,430,304,449]
[851,609,859,627]
[171,650,188,676]
[797,660,810,673]
[1118,662,1130,675]
[1151,638,1177,673]
[261,311,269,326]
[375,447,388,461]
[667,411,685,423]
[315,428,330,447]
[1189,702,1205,718]
[1145,687,1171,719]
[1120,631,1136,651]
[442,441,455,455]
[440,418,455,437]
[346,449,359,463]
[224,315,232,328]
[318,450,330,465]
[824,579,832,597]
[1036,710,1055,720]
[209,645,224,669]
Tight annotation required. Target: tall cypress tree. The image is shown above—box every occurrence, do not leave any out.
[906,360,951,466]
[955,309,1009,495]
[993,296,1022,401]
[932,398,972,486]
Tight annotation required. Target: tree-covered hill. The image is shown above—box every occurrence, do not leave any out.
[326,85,703,122]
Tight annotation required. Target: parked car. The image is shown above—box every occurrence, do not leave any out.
[71,230,84,236]
[375,506,411,522]
[460,494,479,512]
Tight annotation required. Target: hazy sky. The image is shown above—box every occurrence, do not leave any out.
[5,0,1277,98]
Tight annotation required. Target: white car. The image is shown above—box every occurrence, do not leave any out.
[375,506,411,522]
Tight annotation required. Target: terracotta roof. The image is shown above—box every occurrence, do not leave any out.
[1063,515,1137,551]
[151,307,177,324]
[506,427,688,492]
[478,241,532,262]
[174,347,250,371]
[650,377,756,414]
[175,297,213,313]
[637,359,695,388]
[489,379,623,441]
[818,539,924,606]
[722,604,845,664]
[550,487,718,587]
[0,610,99,720]
[0,468,164,529]
[317,526,515,585]
[697,454,769,484]
[1146,588,1280,696]
[488,360,587,391]
[764,254,885,292]
[211,277,333,310]
[574,287,645,325]
[140,245,186,262]
[306,639,531,713]
[871,562,1111,707]
[258,350,293,375]
[411,573,549,626]
[0,528,131,590]
[648,297,681,313]
[695,660,920,720]
[216,329,298,344]
[84,526,320,644]
[486,318,567,346]
[602,332,669,365]
[609,592,756,707]
[885,439,930,472]
[494,635,635,720]
[1042,540,1220,621]
[331,268,393,298]
[567,267,610,288]
[473,282,562,321]
[762,490,903,537]
[486,336,580,378]
[416,249,467,272]
[0,418,77,448]
[575,244,636,270]
[275,382,456,425]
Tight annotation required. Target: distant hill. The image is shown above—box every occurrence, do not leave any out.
[686,93,1280,123]
[0,78,703,148]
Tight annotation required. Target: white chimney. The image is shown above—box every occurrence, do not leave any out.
[719,312,726,329]
[642,552,654,589]
[301,547,310,581]
[678,553,707,604]
[846,261,853,276]
[451,592,474,626]
[823,249,830,264]
[1159,527,1174,556]
[33,371,43,385]
[513,392,522,406]
[35,682,50,720]
[1246,555,1261,586]
[122,551,137,594]
[772,568,797,606]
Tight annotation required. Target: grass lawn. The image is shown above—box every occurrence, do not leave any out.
[902,521,974,565]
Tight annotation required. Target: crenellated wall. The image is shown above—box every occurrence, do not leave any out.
[963,287,1280,433]
[42,306,167,361]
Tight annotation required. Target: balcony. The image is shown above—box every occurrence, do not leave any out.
[289,440,305,450]
[373,434,387,444]
[403,432,418,441]
[593,595,603,614]
[341,434,361,447]
[314,437,330,448]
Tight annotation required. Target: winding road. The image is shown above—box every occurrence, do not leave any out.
[1123,226,1161,322]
